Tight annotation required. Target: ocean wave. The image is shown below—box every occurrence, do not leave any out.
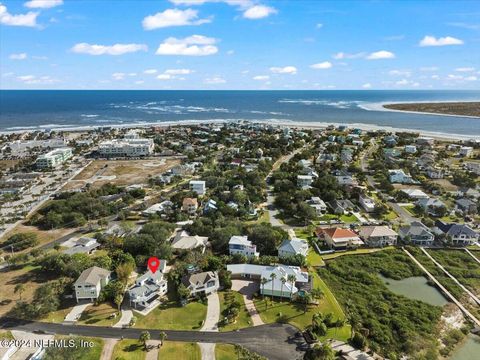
[278,99,363,109]
[81,114,100,118]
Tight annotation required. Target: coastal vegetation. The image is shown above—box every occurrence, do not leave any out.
[384,102,480,117]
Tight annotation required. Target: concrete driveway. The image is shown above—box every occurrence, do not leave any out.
[64,302,92,323]
[232,280,264,327]
[199,292,221,360]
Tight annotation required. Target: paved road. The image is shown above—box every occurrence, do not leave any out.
[421,248,480,306]
[402,248,480,327]
[388,202,417,224]
[0,319,307,360]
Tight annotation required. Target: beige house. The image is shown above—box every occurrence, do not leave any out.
[359,226,398,247]
[316,227,363,250]
[182,197,198,215]
[74,266,111,302]
[182,271,219,296]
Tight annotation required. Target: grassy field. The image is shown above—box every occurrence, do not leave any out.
[0,262,58,317]
[320,247,392,260]
[0,223,76,249]
[67,158,180,189]
[160,341,201,360]
[307,250,325,267]
[42,298,77,323]
[46,336,103,360]
[215,344,237,360]
[252,271,351,341]
[218,291,252,332]
[112,339,145,360]
[78,302,119,327]
[134,298,207,330]
[0,331,14,340]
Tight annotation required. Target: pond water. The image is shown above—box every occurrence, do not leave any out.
[449,334,480,360]
[378,274,449,306]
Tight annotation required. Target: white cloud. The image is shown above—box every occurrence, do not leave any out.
[431,75,440,80]
[204,76,226,84]
[165,68,193,75]
[270,66,297,74]
[332,52,365,60]
[135,80,145,85]
[388,69,411,77]
[447,74,463,80]
[419,35,463,47]
[24,0,63,9]
[366,50,395,60]
[17,74,58,84]
[420,66,439,72]
[71,43,148,56]
[465,76,477,81]
[447,74,478,81]
[362,83,372,89]
[157,74,173,80]
[395,79,419,87]
[0,3,38,27]
[142,8,211,30]
[447,22,480,31]
[253,75,269,80]
[226,50,234,55]
[155,35,218,56]
[32,55,48,60]
[112,72,126,80]
[144,69,158,74]
[243,5,277,19]
[9,53,27,60]
[316,23,323,29]
[455,67,475,72]
[310,61,332,69]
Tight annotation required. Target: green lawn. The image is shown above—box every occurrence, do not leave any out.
[252,271,351,341]
[42,298,77,323]
[78,302,118,326]
[294,226,314,239]
[307,250,325,267]
[340,214,358,223]
[160,341,201,360]
[402,204,417,216]
[0,331,14,340]
[317,213,358,223]
[382,210,398,220]
[112,339,145,360]
[321,247,392,260]
[215,344,236,360]
[134,298,207,330]
[218,291,252,332]
[46,336,103,360]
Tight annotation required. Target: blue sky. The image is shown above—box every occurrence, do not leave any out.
[1,0,479,90]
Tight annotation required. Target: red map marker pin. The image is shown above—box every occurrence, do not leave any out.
[147,257,160,273]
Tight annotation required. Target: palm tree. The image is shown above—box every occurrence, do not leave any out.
[14,283,25,300]
[260,277,268,301]
[280,277,286,302]
[303,292,312,314]
[139,331,150,350]
[159,331,167,347]
[269,273,277,302]
[114,294,123,313]
[312,312,323,329]
[287,274,296,302]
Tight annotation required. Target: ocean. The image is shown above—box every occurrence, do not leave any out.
[0,90,479,136]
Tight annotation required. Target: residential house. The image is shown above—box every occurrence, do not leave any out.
[384,135,398,147]
[297,175,313,189]
[229,236,259,258]
[203,199,218,213]
[401,188,429,200]
[328,199,356,215]
[63,237,100,256]
[189,180,206,195]
[359,194,376,213]
[359,226,398,247]
[278,238,309,257]
[398,221,435,246]
[74,266,111,302]
[416,197,446,216]
[416,137,435,147]
[182,271,220,296]
[171,230,209,252]
[335,173,358,187]
[426,166,444,179]
[298,159,312,169]
[435,221,479,246]
[142,200,173,216]
[128,270,168,310]
[315,227,364,250]
[405,145,417,154]
[308,197,327,215]
[465,162,480,176]
[182,197,198,215]
[388,169,417,184]
[455,198,477,215]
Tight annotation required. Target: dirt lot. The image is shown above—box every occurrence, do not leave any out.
[63,158,180,190]
[0,159,20,171]
[0,223,75,247]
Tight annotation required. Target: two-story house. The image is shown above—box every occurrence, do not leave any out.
[128,269,168,310]
[182,271,220,296]
[228,236,259,258]
[74,266,111,302]
[359,226,398,247]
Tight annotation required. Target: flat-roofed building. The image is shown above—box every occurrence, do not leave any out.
[36,148,73,169]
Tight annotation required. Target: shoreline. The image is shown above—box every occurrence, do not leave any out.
[360,101,480,119]
[1,118,479,141]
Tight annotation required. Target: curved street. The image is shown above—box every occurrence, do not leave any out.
[0,319,308,360]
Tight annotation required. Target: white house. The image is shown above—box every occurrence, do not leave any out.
[388,169,417,184]
[435,221,479,246]
[359,226,398,247]
[172,230,209,252]
[401,189,429,200]
[278,238,309,257]
[359,194,376,213]
[63,237,100,256]
[398,221,435,246]
[182,271,220,296]
[142,201,173,216]
[297,175,313,189]
[404,145,417,154]
[189,180,206,195]
[308,197,327,215]
[74,266,111,302]
[229,236,259,258]
[128,270,168,310]
[459,146,473,157]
